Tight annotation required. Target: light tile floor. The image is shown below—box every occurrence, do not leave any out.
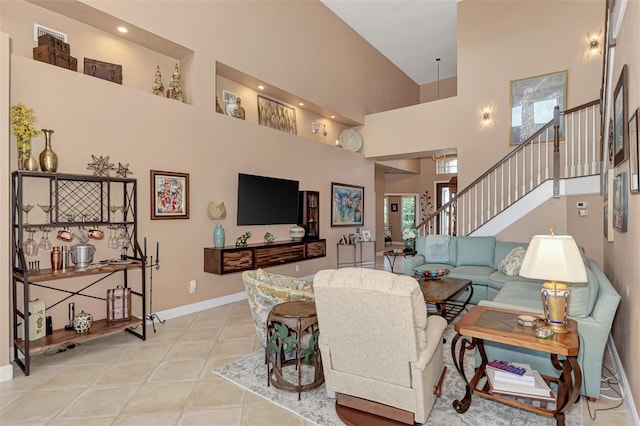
[0,249,632,425]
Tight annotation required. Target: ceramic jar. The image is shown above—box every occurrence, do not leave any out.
[73,310,93,334]
[290,226,305,241]
[214,223,225,248]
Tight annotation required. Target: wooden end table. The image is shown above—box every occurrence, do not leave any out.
[416,276,473,323]
[266,301,324,400]
[383,249,415,273]
[451,305,581,426]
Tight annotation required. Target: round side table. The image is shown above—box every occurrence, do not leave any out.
[266,301,324,400]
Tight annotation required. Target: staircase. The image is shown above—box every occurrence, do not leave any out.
[417,100,601,236]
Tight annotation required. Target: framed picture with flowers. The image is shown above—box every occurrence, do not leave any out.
[331,182,364,227]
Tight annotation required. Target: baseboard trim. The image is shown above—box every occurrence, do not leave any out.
[607,335,639,426]
[0,363,13,383]
[150,291,247,322]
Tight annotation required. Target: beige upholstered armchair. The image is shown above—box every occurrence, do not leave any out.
[241,269,314,346]
[313,268,447,424]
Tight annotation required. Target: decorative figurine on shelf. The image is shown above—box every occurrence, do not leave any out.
[166,63,183,102]
[235,231,252,247]
[225,97,237,117]
[216,96,224,114]
[87,154,114,176]
[232,98,245,120]
[116,162,132,178]
[264,232,276,243]
[152,65,164,97]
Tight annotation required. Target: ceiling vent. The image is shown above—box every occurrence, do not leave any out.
[34,24,67,43]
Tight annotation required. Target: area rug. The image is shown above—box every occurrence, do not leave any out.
[214,325,582,426]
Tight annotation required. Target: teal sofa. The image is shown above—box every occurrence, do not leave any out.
[404,235,621,399]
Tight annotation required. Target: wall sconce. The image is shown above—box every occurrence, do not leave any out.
[480,105,493,127]
[587,30,602,56]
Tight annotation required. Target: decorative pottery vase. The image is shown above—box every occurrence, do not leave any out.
[214,223,225,248]
[290,226,305,241]
[23,152,39,171]
[39,129,58,172]
[73,310,93,334]
[405,239,415,251]
[225,99,238,117]
[17,136,38,171]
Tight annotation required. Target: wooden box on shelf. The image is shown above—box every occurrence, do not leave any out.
[84,58,123,84]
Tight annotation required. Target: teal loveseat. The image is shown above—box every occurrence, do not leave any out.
[404,235,621,399]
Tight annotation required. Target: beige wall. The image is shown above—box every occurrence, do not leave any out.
[362,1,603,190]
[605,0,640,412]
[420,76,457,103]
[1,0,417,374]
[81,0,419,122]
[1,32,11,374]
[497,194,604,267]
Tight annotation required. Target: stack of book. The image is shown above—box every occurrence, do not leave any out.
[485,360,555,400]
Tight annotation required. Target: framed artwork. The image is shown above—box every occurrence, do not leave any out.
[509,70,567,145]
[362,230,372,242]
[331,182,364,227]
[603,169,613,241]
[613,64,628,167]
[628,108,639,193]
[150,170,190,220]
[613,171,628,232]
[390,203,398,212]
[257,95,297,135]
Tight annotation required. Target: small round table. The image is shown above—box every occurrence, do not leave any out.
[383,249,416,273]
[266,301,324,400]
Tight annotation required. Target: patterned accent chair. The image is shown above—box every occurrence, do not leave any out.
[241,269,314,347]
[313,268,447,424]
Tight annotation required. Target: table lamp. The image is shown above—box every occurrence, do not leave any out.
[519,228,587,333]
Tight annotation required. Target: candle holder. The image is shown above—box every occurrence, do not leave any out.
[143,255,164,333]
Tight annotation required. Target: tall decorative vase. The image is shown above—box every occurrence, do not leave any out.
[214,223,225,248]
[405,239,415,251]
[39,129,58,172]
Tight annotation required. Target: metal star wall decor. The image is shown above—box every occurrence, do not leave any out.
[116,162,133,178]
[87,155,115,176]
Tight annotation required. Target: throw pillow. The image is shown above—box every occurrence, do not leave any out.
[498,247,526,276]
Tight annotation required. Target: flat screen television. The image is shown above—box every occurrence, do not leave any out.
[237,173,299,225]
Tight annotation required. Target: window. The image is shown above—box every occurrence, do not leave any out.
[401,196,416,230]
[436,157,457,174]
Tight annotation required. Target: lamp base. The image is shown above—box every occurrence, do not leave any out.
[541,280,570,334]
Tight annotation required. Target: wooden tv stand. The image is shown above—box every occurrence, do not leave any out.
[204,239,326,275]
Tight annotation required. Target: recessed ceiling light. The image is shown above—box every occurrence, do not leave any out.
[117,26,128,33]
[299,102,304,106]
[257,85,264,90]
[330,115,336,119]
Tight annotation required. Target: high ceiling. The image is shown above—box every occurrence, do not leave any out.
[321,0,458,86]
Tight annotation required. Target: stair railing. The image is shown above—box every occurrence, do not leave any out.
[417,99,600,236]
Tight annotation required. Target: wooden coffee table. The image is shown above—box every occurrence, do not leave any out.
[416,276,473,323]
[451,305,581,426]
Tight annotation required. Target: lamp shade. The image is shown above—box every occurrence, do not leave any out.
[520,235,587,283]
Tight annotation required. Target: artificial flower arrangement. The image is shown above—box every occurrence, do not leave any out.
[402,228,418,241]
[10,103,41,163]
